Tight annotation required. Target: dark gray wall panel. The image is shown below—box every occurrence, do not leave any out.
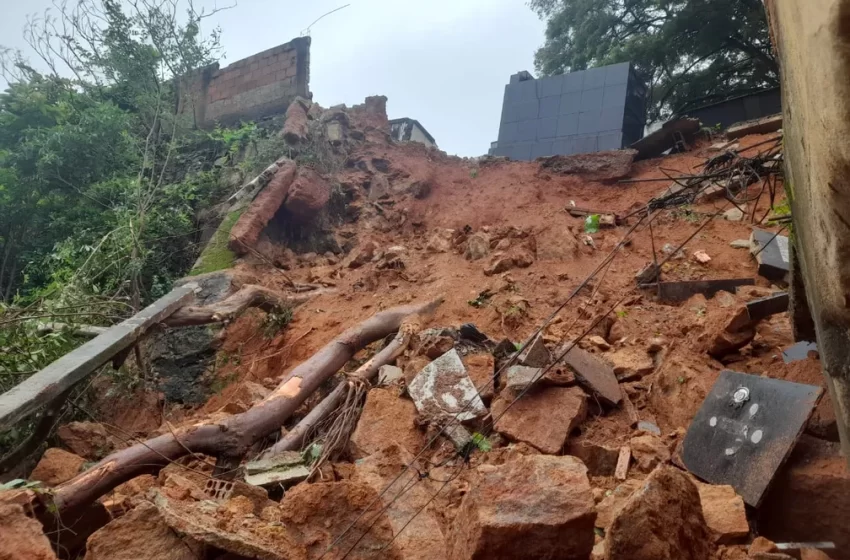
[537,118,558,140]
[539,96,561,118]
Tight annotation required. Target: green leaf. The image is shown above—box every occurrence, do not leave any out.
[471,432,492,453]
[584,214,600,234]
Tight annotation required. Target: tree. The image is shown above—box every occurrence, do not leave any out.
[530,0,778,121]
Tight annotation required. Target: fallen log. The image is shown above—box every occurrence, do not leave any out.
[50,297,443,515]
[260,313,420,459]
[163,284,321,327]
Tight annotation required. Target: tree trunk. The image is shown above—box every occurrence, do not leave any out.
[261,324,415,458]
[51,297,442,515]
[164,284,325,327]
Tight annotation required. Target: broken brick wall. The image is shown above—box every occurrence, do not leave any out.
[178,36,311,127]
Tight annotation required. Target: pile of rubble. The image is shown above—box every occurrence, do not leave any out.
[1,98,847,560]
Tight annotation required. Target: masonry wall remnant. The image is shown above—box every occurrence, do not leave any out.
[178,37,311,127]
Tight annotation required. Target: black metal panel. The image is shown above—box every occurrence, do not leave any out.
[682,370,821,506]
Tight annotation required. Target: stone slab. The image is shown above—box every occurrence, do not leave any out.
[408,349,486,423]
[560,345,622,406]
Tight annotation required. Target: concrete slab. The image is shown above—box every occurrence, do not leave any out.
[408,349,486,423]
[560,345,622,406]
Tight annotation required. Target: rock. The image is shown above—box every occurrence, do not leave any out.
[695,483,749,544]
[630,434,671,473]
[447,455,595,560]
[517,332,551,367]
[281,97,309,143]
[284,167,331,221]
[693,250,712,263]
[462,353,495,402]
[343,240,379,268]
[724,208,745,221]
[377,364,404,386]
[426,229,454,253]
[30,448,85,486]
[56,421,120,460]
[279,480,402,559]
[604,466,716,560]
[416,332,455,360]
[560,345,622,406]
[588,335,611,350]
[503,365,542,394]
[86,501,196,560]
[749,537,778,555]
[0,504,58,560]
[368,173,390,200]
[492,386,587,454]
[799,550,833,560]
[408,349,487,423]
[647,337,667,353]
[538,149,638,182]
[484,254,516,275]
[637,421,661,436]
[758,436,850,555]
[595,479,642,529]
[229,161,297,253]
[608,348,655,381]
[730,239,752,249]
[566,440,620,476]
[465,233,491,261]
[705,305,757,358]
[352,444,447,559]
[350,388,424,458]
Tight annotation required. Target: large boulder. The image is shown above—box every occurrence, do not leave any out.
[492,386,587,454]
[29,448,85,486]
[604,466,716,560]
[85,502,197,560]
[57,421,121,460]
[538,149,637,182]
[0,504,57,560]
[349,388,425,458]
[284,167,331,221]
[229,160,297,253]
[447,455,595,560]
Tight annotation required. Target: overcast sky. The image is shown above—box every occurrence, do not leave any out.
[0,0,546,157]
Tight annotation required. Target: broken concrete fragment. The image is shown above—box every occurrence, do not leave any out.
[0,504,58,560]
[750,229,790,281]
[281,97,310,143]
[353,445,447,560]
[350,388,424,458]
[615,446,631,481]
[243,451,310,488]
[229,161,297,253]
[447,455,596,560]
[30,448,85,486]
[630,434,671,473]
[731,239,752,249]
[377,364,404,386]
[538,149,638,181]
[408,349,487,423]
[492,386,587,454]
[696,482,749,544]
[560,345,622,406]
[86,501,196,560]
[605,466,716,560]
[517,332,550,367]
[726,115,782,140]
[503,364,542,394]
[723,208,745,221]
[284,167,331,221]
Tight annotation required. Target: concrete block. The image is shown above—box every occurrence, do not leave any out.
[557,113,579,137]
[562,71,584,93]
[603,83,628,107]
[537,118,558,140]
[516,79,538,102]
[511,142,533,161]
[539,96,561,118]
[605,62,630,85]
[579,111,603,134]
[537,76,563,98]
[531,142,555,159]
[574,135,598,154]
[498,121,519,144]
[559,91,582,114]
[502,102,520,124]
[517,100,540,121]
[597,131,623,151]
[517,120,538,142]
[583,66,607,89]
[580,88,604,113]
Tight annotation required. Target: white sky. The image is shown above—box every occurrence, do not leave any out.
[0,0,546,157]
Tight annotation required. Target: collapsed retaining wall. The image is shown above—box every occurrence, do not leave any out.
[178,37,311,127]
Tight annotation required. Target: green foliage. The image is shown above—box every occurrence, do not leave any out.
[530,0,778,121]
[189,209,243,276]
[262,307,293,339]
[471,432,492,452]
[584,214,600,234]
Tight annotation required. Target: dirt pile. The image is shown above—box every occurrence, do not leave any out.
[5,97,847,560]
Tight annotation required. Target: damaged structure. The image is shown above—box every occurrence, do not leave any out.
[2,19,850,560]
